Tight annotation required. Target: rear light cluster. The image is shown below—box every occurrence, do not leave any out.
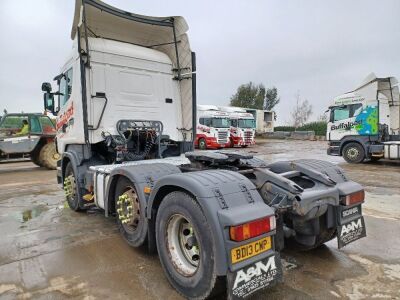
[342,190,365,206]
[229,216,276,242]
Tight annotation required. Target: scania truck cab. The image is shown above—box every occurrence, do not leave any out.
[41,1,367,299]
[195,104,230,149]
[327,73,400,163]
[219,106,256,147]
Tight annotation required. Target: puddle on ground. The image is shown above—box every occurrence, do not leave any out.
[14,205,48,223]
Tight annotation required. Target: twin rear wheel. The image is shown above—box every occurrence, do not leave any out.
[114,179,223,299]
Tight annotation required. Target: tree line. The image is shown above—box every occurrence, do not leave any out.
[229,82,315,127]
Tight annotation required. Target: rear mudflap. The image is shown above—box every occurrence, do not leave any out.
[337,204,366,248]
[227,252,283,299]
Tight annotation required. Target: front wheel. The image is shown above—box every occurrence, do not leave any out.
[39,142,60,170]
[342,143,365,164]
[31,149,43,167]
[156,191,224,299]
[198,138,207,150]
[64,162,83,211]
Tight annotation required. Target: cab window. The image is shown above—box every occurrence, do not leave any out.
[331,104,362,122]
[30,116,42,134]
[0,115,29,136]
[59,68,73,106]
[231,119,238,127]
[199,118,212,127]
[0,116,25,129]
[39,117,56,133]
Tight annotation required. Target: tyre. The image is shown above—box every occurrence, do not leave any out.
[370,157,381,162]
[114,177,147,247]
[64,162,83,211]
[156,191,224,299]
[287,215,337,251]
[342,143,365,164]
[39,142,60,170]
[241,145,248,148]
[229,138,235,148]
[31,149,43,167]
[198,138,207,150]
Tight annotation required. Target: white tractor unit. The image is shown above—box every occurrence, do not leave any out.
[327,73,400,163]
[196,104,230,149]
[41,1,367,299]
[219,106,256,147]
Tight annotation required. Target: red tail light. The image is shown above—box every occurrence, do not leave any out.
[342,190,365,206]
[229,216,276,242]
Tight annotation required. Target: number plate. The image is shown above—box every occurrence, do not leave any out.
[231,236,271,264]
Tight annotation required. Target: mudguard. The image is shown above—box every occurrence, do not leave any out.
[106,163,182,214]
[147,169,276,275]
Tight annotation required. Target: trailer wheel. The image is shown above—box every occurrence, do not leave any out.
[198,138,207,150]
[39,142,60,170]
[115,177,147,247]
[342,143,365,164]
[156,191,224,299]
[64,162,83,211]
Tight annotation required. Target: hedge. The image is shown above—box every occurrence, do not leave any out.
[275,121,327,136]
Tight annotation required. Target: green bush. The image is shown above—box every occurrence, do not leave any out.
[275,121,327,136]
[274,126,295,132]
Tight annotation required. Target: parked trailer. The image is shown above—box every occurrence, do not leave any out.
[196,105,230,149]
[41,1,367,299]
[218,106,256,147]
[327,73,400,163]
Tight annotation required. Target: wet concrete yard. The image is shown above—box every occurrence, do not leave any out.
[0,140,399,299]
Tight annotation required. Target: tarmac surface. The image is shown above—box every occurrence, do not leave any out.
[0,139,399,299]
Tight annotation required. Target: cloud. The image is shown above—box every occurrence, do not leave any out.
[0,0,399,125]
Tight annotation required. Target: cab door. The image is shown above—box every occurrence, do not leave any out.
[0,115,40,154]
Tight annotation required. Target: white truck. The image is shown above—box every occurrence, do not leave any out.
[327,73,400,163]
[41,1,367,298]
[196,104,230,149]
[219,106,256,147]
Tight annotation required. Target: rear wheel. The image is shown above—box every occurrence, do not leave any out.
[156,191,224,299]
[198,138,207,150]
[39,142,60,170]
[370,156,382,162]
[241,145,248,148]
[115,177,147,247]
[342,143,365,164]
[287,215,337,251]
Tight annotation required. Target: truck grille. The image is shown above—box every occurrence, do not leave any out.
[218,131,229,144]
[244,131,253,144]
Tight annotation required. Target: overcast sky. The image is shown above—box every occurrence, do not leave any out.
[0,0,399,124]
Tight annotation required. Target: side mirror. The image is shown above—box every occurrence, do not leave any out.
[41,82,52,92]
[43,92,55,114]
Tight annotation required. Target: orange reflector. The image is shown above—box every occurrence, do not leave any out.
[342,190,365,206]
[144,187,151,194]
[229,216,276,242]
